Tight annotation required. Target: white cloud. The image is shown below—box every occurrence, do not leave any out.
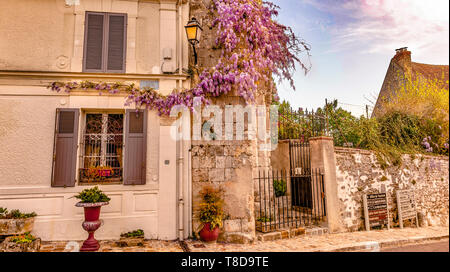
[304,0,449,63]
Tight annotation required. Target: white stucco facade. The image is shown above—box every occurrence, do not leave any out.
[0,0,192,241]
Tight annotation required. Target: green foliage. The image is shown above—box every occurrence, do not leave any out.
[321,100,360,147]
[198,186,224,230]
[278,100,327,139]
[121,229,144,238]
[378,112,423,149]
[257,216,272,222]
[317,99,449,166]
[0,208,37,219]
[10,232,36,244]
[73,186,111,203]
[380,73,449,144]
[273,179,287,197]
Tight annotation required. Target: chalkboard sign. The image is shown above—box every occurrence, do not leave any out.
[363,193,390,231]
[396,189,419,228]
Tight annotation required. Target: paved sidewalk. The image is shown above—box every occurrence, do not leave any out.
[39,240,184,252]
[187,226,449,252]
[37,226,448,252]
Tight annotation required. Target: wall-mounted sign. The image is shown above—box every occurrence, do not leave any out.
[363,193,390,231]
[396,189,419,228]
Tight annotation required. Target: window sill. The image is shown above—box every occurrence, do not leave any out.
[78,181,123,186]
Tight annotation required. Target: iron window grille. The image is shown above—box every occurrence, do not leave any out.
[79,113,124,184]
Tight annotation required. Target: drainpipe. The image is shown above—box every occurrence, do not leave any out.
[177,0,185,241]
[178,139,185,240]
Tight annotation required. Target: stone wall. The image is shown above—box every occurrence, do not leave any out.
[335,147,449,232]
[191,140,257,243]
[188,0,273,243]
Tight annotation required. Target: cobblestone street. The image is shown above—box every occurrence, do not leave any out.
[37,226,448,252]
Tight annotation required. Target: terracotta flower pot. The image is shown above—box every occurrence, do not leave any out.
[199,223,220,242]
[75,202,109,252]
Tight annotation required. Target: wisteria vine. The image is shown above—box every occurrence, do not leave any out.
[49,0,311,115]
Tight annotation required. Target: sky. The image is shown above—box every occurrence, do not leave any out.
[271,0,449,117]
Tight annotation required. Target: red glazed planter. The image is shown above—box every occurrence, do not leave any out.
[75,202,109,252]
[199,223,220,242]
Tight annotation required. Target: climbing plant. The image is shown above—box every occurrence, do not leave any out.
[49,0,310,115]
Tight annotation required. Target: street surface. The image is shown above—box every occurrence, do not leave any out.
[381,240,449,252]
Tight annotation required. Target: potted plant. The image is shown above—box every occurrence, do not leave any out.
[273,179,287,197]
[0,232,41,252]
[73,186,110,252]
[85,166,114,183]
[198,186,224,243]
[0,207,37,236]
[116,229,145,247]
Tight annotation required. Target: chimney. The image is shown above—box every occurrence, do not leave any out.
[393,47,412,73]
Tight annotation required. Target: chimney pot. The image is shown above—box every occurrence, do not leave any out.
[395,47,408,53]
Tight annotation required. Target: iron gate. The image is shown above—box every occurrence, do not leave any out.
[255,169,326,233]
[255,139,327,233]
[289,140,314,209]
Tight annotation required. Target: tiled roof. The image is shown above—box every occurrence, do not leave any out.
[411,62,449,89]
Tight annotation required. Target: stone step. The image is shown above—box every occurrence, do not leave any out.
[257,226,329,242]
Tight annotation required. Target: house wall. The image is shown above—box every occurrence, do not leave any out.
[335,147,449,232]
[0,0,182,76]
[0,88,165,240]
[372,51,409,117]
[0,0,191,241]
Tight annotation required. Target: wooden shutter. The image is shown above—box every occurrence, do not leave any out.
[51,109,80,187]
[124,110,147,185]
[83,12,127,73]
[84,13,105,72]
[107,14,127,72]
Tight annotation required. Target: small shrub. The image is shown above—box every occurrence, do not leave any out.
[273,179,287,197]
[0,208,37,219]
[10,232,36,244]
[121,229,144,238]
[257,216,272,223]
[73,186,111,203]
[198,186,224,230]
[380,176,388,181]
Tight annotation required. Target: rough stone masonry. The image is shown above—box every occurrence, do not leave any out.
[335,147,449,232]
[189,0,273,243]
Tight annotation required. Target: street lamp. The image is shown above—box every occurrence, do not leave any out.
[185,17,203,65]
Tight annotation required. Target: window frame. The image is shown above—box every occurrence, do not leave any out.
[78,110,125,185]
[82,11,128,74]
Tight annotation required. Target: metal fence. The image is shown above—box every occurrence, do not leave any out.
[289,141,311,175]
[279,107,329,140]
[255,169,326,233]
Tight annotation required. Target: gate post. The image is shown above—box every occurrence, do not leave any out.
[309,136,344,233]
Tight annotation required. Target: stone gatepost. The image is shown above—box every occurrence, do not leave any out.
[309,136,345,233]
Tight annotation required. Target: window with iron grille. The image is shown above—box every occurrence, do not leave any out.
[79,113,124,184]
